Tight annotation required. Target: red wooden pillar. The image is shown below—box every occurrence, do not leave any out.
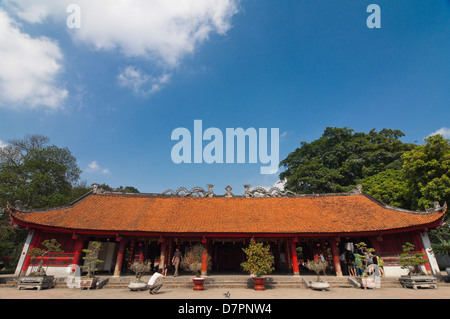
[201,238,208,276]
[113,237,127,277]
[21,229,42,276]
[290,239,300,276]
[138,242,144,262]
[329,238,342,277]
[72,237,85,265]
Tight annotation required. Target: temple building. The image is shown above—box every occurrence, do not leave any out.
[8,184,446,278]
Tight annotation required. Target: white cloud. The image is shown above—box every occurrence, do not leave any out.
[0,9,68,110]
[86,161,110,175]
[118,66,171,96]
[428,127,450,139]
[2,0,239,99]
[5,0,239,67]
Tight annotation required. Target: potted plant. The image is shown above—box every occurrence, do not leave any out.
[180,244,211,291]
[399,242,437,289]
[80,241,103,290]
[128,261,151,291]
[303,260,330,290]
[18,239,63,290]
[241,238,274,291]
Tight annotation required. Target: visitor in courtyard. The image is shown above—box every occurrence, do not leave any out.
[367,261,382,288]
[172,247,182,277]
[147,268,167,294]
[354,250,362,276]
[339,250,348,275]
[373,253,385,277]
[346,250,356,276]
[280,251,287,272]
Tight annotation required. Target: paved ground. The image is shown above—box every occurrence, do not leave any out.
[1,286,450,299]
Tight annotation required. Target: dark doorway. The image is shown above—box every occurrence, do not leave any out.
[213,242,244,272]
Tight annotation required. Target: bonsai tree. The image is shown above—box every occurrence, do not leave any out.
[81,241,103,278]
[399,242,427,276]
[27,239,63,276]
[241,238,274,277]
[130,261,151,283]
[355,242,375,277]
[180,244,211,278]
[304,260,328,282]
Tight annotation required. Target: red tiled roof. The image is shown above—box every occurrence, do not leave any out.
[9,192,445,235]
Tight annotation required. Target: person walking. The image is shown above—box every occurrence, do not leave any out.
[172,248,182,277]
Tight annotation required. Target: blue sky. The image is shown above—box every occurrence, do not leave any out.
[0,0,449,195]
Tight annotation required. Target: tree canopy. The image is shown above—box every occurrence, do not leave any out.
[279,127,414,194]
[0,134,81,209]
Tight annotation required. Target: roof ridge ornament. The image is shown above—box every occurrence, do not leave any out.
[92,183,106,194]
[243,184,296,198]
[161,185,215,197]
[224,185,233,198]
[426,201,446,213]
[350,184,363,195]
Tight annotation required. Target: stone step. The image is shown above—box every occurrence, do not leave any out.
[4,275,448,290]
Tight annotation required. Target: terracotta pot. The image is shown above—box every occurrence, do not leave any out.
[192,278,205,291]
[252,277,266,291]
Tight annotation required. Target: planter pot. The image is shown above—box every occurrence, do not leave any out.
[128,282,148,291]
[302,277,330,290]
[399,275,437,289]
[252,277,266,291]
[17,275,54,290]
[80,277,98,290]
[310,281,330,291]
[193,278,205,291]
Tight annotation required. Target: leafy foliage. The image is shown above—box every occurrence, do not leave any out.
[399,242,427,276]
[81,241,104,278]
[0,134,81,209]
[430,223,450,256]
[402,134,450,211]
[241,239,274,277]
[360,169,409,208]
[130,261,151,283]
[304,260,327,282]
[180,243,211,278]
[27,239,63,276]
[280,127,413,194]
[354,242,376,278]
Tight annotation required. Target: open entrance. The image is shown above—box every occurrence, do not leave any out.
[212,241,245,273]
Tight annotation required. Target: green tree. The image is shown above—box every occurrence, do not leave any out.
[0,134,81,273]
[279,127,414,194]
[360,169,409,208]
[98,184,140,193]
[402,134,450,211]
[0,134,81,209]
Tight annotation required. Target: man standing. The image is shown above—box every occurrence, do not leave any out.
[172,248,182,277]
[148,268,167,294]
